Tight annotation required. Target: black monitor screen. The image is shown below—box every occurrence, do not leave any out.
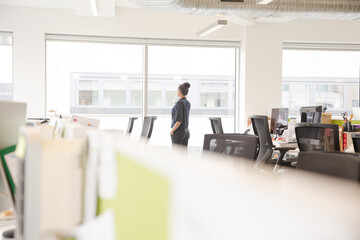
[300,106,322,123]
[270,108,289,134]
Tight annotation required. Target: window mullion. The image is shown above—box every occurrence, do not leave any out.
[143,45,149,119]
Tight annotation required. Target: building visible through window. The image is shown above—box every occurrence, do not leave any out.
[0,32,13,101]
[282,48,360,116]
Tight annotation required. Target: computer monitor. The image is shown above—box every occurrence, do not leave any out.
[300,106,322,123]
[270,108,289,135]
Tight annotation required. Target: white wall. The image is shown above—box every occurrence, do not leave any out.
[0,5,360,129]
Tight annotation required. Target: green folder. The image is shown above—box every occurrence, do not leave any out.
[0,145,17,202]
[97,153,170,240]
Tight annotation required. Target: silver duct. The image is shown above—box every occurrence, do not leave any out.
[129,0,360,21]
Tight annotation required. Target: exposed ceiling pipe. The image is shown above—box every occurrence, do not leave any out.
[129,0,360,21]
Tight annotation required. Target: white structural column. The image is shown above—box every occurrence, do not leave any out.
[242,24,283,124]
[13,31,46,117]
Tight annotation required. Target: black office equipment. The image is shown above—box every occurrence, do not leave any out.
[300,106,322,123]
[270,108,289,135]
[140,116,157,139]
[209,117,224,134]
[203,134,258,160]
[3,229,15,239]
[251,115,295,166]
[125,117,138,136]
[295,123,340,152]
[297,151,360,181]
[351,133,360,153]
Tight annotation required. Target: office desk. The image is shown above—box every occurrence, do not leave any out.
[273,140,298,149]
[272,140,299,166]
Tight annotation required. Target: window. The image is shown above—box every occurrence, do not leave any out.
[148,46,237,149]
[0,32,13,101]
[315,85,344,109]
[46,36,239,148]
[282,46,360,116]
[78,80,99,106]
[282,83,311,109]
[200,83,229,108]
[47,40,143,135]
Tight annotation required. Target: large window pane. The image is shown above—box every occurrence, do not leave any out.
[200,83,228,107]
[166,82,179,107]
[315,85,344,109]
[103,82,126,106]
[148,46,237,148]
[282,49,360,116]
[282,83,311,109]
[348,85,359,109]
[46,41,143,133]
[148,81,162,107]
[0,33,12,100]
[47,38,238,148]
[130,81,142,107]
[79,80,99,106]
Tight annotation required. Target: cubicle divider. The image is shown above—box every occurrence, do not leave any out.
[15,124,360,240]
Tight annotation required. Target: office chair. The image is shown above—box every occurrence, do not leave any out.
[125,117,138,136]
[209,117,224,134]
[250,115,295,166]
[295,123,340,152]
[203,134,259,160]
[351,133,360,153]
[140,116,157,139]
[297,151,360,181]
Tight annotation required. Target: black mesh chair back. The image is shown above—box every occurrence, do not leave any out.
[209,117,224,134]
[125,117,138,136]
[203,134,258,160]
[297,151,360,181]
[140,116,157,139]
[351,133,360,153]
[295,123,339,152]
[250,115,273,164]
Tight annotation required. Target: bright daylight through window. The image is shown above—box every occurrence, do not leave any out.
[0,32,13,101]
[46,37,238,149]
[282,46,360,116]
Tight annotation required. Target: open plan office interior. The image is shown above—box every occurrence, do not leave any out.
[0,0,360,239]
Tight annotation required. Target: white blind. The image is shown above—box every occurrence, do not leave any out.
[46,33,241,48]
[0,32,12,46]
[284,42,360,51]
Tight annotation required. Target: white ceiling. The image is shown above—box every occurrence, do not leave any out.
[0,0,296,24]
[0,0,137,9]
[115,0,137,8]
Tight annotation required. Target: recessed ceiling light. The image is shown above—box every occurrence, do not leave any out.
[197,20,227,37]
[90,0,98,17]
[256,0,275,4]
